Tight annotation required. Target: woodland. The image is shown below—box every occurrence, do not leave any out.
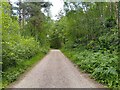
[1,1,120,88]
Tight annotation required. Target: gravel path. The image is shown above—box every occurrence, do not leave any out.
[10,49,105,88]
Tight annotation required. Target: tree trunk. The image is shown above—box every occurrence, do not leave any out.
[19,0,22,30]
[115,2,119,26]
[118,2,120,29]
[22,8,25,29]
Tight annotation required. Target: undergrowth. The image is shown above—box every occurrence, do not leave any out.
[62,48,119,88]
[2,48,49,88]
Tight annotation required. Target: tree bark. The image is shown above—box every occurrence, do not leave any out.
[115,2,119,27]
[18,0,22,30]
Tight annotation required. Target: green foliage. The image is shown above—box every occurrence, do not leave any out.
[60,2,119,88]
[105,17,116,28]
[98,28,118,52]
[2,2,50,88]
[2,52,47,88]
[58,2,119,52]
[2,2,41,71]
[49,29,62,49]
[17,2,52,43]
[2,36,40,70]
[2,1,119,89]
[62,49,119,88]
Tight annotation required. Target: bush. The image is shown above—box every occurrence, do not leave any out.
[62,49,119,88]
[2,2,40,71]
[2,2,50,88]
[2,36,40,70]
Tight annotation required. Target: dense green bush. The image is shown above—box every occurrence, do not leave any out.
[1,2,50,69]
[60,3,119,88]
[2,36,40,70]
[62,49,118,88]
[2,52,47,88]
[2,2,40,71]
[2,2,50,88]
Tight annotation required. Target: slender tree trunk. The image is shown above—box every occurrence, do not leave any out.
[22,8,25,29]
[110,2,112,17]
[19,0,22,30]
[115,2,119,26]
[118,2,120,29]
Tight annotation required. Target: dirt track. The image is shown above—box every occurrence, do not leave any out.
[10,49,105,88]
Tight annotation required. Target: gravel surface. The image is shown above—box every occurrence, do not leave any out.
[10,49,105,88]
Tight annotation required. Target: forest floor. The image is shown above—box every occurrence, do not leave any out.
[9,49,106,88]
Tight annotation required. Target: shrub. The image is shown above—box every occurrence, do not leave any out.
[2,2,40,71]
[63,49,119,88]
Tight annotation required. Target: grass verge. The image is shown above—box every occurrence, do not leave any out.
[61,48,119,89]
[2,51,48,88]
